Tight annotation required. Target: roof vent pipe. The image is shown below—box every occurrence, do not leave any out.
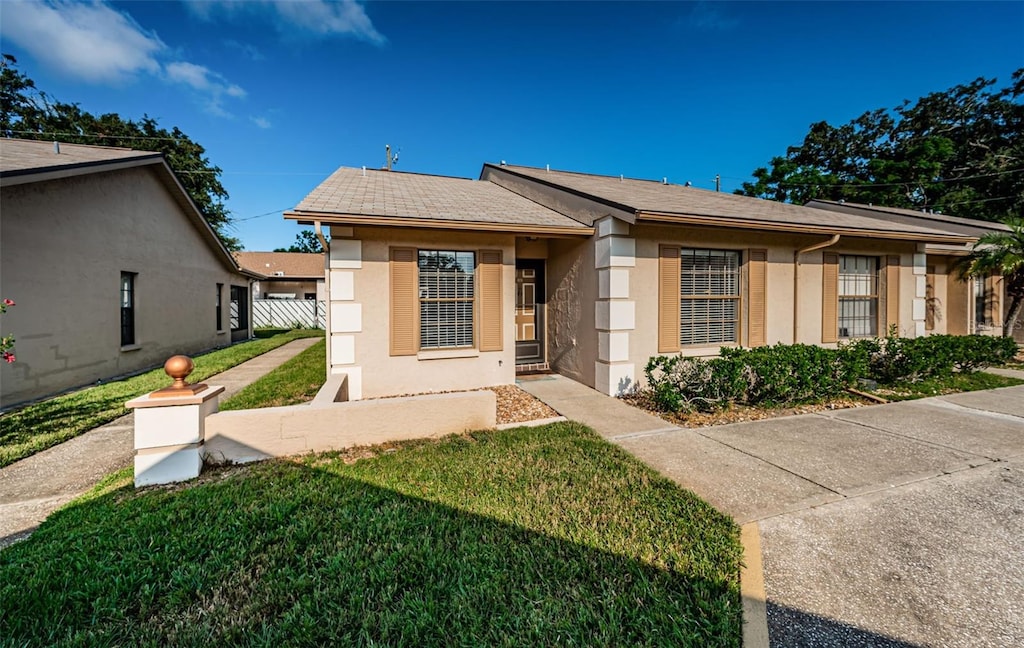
[546,164,550,172]
[54,141,60,154]
[662,177,667,185]
[361,166,366,177]
[620,174,623,182]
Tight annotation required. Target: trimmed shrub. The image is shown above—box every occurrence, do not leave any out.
[643,334,1018,413]
[845,330,1018,383]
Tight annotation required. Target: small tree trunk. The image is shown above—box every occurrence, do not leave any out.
[1003,296,1023,338]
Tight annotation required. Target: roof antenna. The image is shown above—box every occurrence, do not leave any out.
[384,144,399,171]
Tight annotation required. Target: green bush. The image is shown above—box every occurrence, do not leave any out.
[644,333,1017,413]
[845,329,1018,383]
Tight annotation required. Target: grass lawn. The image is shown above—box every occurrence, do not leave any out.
[0,330,323,468]
[0,423,743,647]
[869,371,1024,401]
[220,339,326,410]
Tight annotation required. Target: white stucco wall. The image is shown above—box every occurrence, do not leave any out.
[326,226,516,399]
[1,166,250,407]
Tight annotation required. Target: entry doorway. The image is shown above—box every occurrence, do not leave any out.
[515,260,545,365]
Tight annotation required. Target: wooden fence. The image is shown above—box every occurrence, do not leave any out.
[253,299,326,329]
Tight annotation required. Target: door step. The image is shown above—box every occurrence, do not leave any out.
[515,362,550,375]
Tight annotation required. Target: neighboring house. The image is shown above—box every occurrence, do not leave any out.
[285,163,986,400]
[0,139,259,408]
[235,252,326,300]
[807,200,1011,338]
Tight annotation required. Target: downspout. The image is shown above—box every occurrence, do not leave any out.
[315,221,331,375]
[793,234,841,343]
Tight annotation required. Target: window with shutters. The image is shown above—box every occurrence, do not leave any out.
[838,255,878,338]
[418,250,475,349]
[680,249,740,345]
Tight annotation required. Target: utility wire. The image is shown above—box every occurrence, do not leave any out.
[235,208,292,222]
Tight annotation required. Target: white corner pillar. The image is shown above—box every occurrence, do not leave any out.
[594,216,635,396]
[913,245,928,337]
[126,385,224,487]
[328,228,363,400]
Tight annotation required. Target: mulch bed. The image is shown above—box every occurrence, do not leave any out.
[487,385,559,424]
[620,391,872,428]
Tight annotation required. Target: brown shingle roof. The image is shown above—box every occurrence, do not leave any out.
[0,138,161,179]
[235,252,325,278]
[806,199,1010,234]
[493,164,972,240]
[287,167,591,232]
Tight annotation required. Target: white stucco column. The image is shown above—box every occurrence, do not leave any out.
[913,244,928,337]
[126,357,224,487]
[328,227,363,400]
[594,216,635,396]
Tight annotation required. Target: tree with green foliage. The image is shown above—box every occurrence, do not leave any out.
[274,230,326,254]
[738,69,1024,223]
[1,54,240,250]
[957,218,1024,338]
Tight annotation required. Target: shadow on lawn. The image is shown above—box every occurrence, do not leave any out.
[1,460,739,647]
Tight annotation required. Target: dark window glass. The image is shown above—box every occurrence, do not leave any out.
[121,272,136,346]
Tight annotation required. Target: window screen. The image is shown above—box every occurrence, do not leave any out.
[419,251,475,349]
[679,249,740,345]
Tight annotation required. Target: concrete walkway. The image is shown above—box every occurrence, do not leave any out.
[0,337,320,549]
[518,374,1024,648]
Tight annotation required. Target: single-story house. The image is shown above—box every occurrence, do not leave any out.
[806,199,1015,340]
[235,251,326,301]
[285,163,995,400]
[0,139,259,408]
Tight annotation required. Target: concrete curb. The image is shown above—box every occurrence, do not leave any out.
[740,522,770,648]
[494,416,567,430]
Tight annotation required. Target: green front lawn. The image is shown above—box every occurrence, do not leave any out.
[0,330,323,468]
[0,423,743,647]
[870,371,1024,401]
[220,339,326,410]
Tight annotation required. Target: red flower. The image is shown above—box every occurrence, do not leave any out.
[2,299,13,306]
[2,352,14,364]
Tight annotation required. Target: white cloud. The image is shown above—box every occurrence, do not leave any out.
[225,39,265,61]
[189,0,386,44]
[687,1,739,32]
[1,0,163,83]
[0,1,248,117]
[165,61,247,116]
[250,116,272,129]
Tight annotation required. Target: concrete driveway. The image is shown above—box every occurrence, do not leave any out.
[519,376,1024,647]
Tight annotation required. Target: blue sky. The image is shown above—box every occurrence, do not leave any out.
[2,1,1022,251]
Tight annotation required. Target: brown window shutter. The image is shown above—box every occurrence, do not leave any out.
[885,255,900,333]
[478,250,503,352]
[658,245,681,353]
[747,249,767,347]
[821,252,839,343]
[389,247,417,356]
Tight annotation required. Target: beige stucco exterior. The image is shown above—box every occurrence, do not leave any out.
[295,164,1002,401]
[1,165,252,407]
[325,225,517,400]
[319,216,990,400]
